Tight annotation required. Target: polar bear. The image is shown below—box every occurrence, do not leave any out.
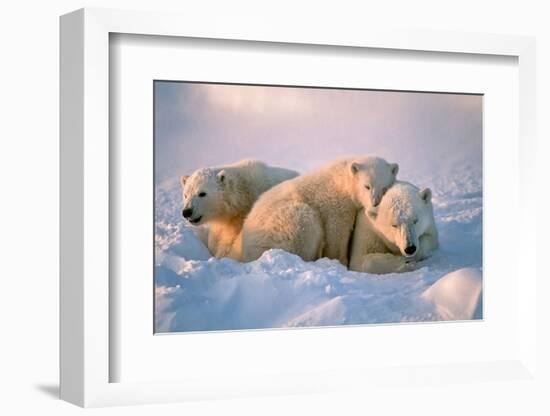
[349,181,439,274]
[240,156,399,264]
[180,159,299,258]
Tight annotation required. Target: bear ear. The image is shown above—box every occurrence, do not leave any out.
[217,169,227,185]
[367,208,378,221]
[350,162,360,175]
[419,188,432,203]
[180,175,190,188]
[390,163,399,177]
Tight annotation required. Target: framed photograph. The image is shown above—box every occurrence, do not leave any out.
[60,8,538,407]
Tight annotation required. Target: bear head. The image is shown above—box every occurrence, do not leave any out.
[350,156,399,208]
[180,167,233,226]
[366,181,433,258]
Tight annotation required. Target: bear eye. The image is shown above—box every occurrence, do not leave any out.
[392,224,398,228]
[198,192,207,197]
[365,185,371,191]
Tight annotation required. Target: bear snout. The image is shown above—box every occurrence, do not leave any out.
[404,245,417,256]
[182,207,193,218]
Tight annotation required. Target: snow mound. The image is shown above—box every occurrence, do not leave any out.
[155,248,437,332]
[422,268,483,321]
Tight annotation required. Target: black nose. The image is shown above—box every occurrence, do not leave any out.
[182,208,193,218]
[404,245,417,255]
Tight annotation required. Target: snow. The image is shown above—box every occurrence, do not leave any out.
[154,166,483,333]
[422,268,482,321]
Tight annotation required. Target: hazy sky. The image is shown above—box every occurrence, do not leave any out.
[154,81,482,187]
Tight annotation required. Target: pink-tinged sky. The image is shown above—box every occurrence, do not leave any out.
[154,82,482,186]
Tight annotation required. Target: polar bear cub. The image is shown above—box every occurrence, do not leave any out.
[180,159,298,258]
[349,181,439,274]
[240,156,399,264]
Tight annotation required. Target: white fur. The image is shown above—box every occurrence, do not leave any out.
[181,159,298,258]
[349,181,439,274]
[240,156,399,264]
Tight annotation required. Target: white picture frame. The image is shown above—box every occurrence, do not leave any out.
[60,7,538,407]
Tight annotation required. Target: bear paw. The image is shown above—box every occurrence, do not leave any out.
[361,253,417,274]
